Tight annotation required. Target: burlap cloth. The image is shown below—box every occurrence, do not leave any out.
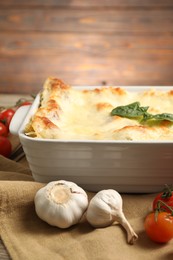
[0,138,173,260]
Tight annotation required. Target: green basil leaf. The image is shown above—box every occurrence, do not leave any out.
[153,113,173,122]
[111,102,173,123]
[111,102,149,118]
[142,112,154,121]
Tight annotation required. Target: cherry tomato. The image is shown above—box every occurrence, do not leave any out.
[0,109,15,131]
[15,98,32,108]
[0,136,12,158]
[18,101,32,107]
[0,122,8,136]
[144,211,173,243]
[153,186,173,213]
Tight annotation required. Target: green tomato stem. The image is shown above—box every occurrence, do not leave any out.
[156,200,173,215]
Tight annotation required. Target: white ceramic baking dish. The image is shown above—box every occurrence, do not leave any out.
[10,86,173,193]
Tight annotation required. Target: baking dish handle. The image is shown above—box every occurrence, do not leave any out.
[9,105,31,135]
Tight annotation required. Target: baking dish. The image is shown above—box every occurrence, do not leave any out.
[10,86,173,193]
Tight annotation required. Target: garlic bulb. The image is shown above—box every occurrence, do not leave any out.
[86,189,138,244]
[34,180,88,228]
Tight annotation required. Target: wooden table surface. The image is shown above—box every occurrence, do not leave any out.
[0,0,173,94]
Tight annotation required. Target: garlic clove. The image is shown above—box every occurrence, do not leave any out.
[34,180,88,228]
[86,189,138,245]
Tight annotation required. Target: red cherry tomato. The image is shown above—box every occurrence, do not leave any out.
[0,136,12,158]
[18,101,32,107]
[0,109,15,131]
[144,211,173,243]
[0,122,8,136]
[15,98,32,108]
[153,186,173,213]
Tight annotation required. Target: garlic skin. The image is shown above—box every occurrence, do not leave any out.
[86,189,138,245]
[34,180,88,228]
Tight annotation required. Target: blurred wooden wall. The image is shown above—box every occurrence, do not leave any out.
[0,0,173,94]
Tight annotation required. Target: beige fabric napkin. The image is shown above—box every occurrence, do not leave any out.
[0,155,173,260]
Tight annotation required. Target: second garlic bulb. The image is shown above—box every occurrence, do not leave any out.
[86,189,138,244]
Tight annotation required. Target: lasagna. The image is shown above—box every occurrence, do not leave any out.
[25,77,173,141]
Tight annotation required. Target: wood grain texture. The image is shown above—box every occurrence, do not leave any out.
[0,9,173,33]
[0,0,173,7]
[1,32,173,53]
[0,2,173,93]
[1,31,173,94]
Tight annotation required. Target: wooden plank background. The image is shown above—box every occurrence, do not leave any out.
[0,0,173,94]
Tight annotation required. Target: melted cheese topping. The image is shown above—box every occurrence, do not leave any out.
[25,77,173,141]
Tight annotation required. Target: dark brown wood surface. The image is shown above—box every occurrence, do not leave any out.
[0,1,173,94]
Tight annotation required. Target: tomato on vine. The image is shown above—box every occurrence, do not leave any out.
[0,96,33,158]
[0,122,8,137]
[0,108,15,131]
[0,136,12,158]
[145,200,173,243]
[15,98,32,108]
[153,185,173,213]
[144,211,173,243]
